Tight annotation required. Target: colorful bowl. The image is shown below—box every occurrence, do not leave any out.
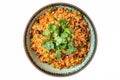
[24,3,97,76]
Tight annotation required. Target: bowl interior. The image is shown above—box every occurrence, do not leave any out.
[24,3,97,76]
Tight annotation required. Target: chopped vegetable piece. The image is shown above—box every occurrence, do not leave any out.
[53,50,61,59]
[54,36,63,46]
[43,40,54,51]
[48,7,53,11]
[71,34,74,38]
[58,44,66,50]
[68,42,74,48]
[48,60,51,64]
[66,47,76,55]
[64,28,73,34]
[52,32,58,38]
[76,14,81,17]
[58,19,69,29]
[67,37,70,41]
[59,19,69,26]
[48,24,59,32]
[60,32,69,38]
[54,17,57,21]
[78,46,84,50]
[43,30,51,39]
[66,42,76,55]
[62,38,67,44]
[82,57,85,61]
[68,9,72,12]
[66,66,70,68]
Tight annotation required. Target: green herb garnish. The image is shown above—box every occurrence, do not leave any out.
[78,46,84,50]
[76,14,81,17]
[54,17,57,21]
[66,42,76,55]
[43,30,51,39]
[66,47,76,55]
[82,57,85,61]
[42,19,76,59]
[58,19,69,29]
[48,7,53,11]
[68,9,73,12]
[60,32,69,38]
[53,50,61,59]
[52,32,58,38]
[54,36,63,46]
[48,60,51,64]
[43,40,54,51]
[48,24,59,32]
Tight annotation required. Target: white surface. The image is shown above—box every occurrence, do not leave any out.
[0,0,120,80]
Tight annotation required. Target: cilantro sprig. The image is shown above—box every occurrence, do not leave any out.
[66,42,76,55]
[43,40,54,51]
[42,19,76,59]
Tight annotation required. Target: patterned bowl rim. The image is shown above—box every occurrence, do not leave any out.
[23,2,98,77]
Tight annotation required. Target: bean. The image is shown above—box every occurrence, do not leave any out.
[30,34,33,39]
[52,8,57,12]
[62,54,67,60]
[35,30,41,34]
[35,18,39,23]
[35,52,41,58]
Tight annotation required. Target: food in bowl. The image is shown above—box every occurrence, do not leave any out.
[29,7,91,69]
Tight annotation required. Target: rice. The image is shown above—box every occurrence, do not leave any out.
[30,7,90,69]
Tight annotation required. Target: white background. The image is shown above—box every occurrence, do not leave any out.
[0,0,120,80]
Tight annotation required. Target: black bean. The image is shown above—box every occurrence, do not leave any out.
[78,21,80,24]
[74,54,78,58]
[80,54,84,58]
[35,18,39,23]
[30,34,33,39]
[87,39,90,42]
[44,61,47,63]
[78,25,81,28]
[35,30,41,34]
[35,52,41,58]
[52,8,57,12]
[30,47,36,51]
[62,54,67,60]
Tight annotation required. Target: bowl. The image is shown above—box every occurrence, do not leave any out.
[24,2,97,76]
